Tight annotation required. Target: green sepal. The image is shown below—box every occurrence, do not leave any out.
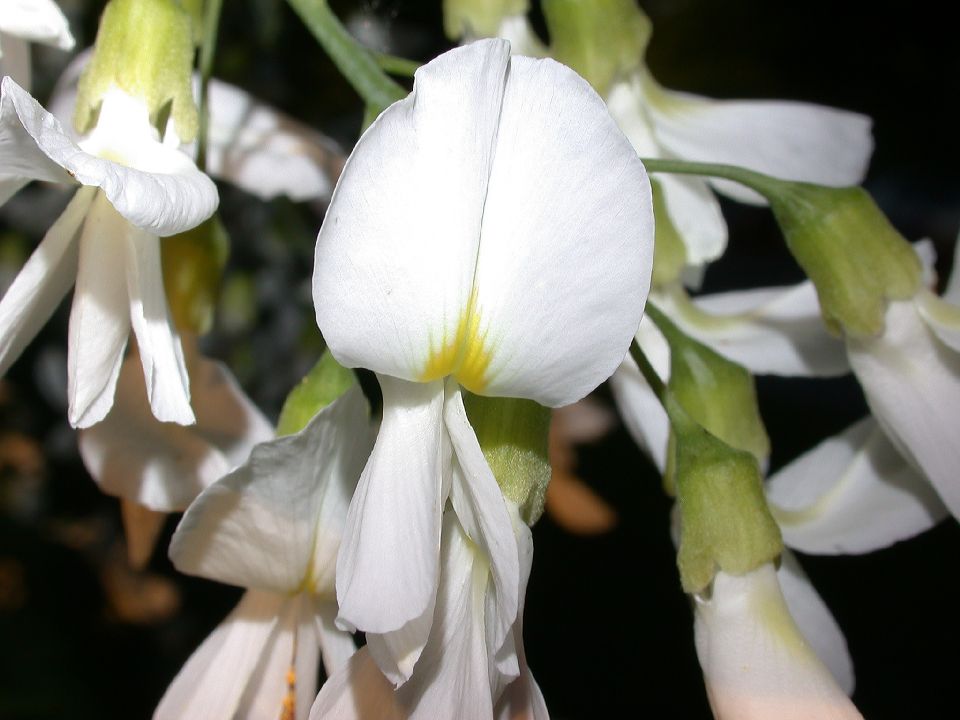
[443,0,529,39]
[542,0,651,96]
[768,183,922,338]
[180,0,205,44]
[161,214,228,336]
[277,351,355,436]
[463,393,552,526]
[75,0,198,140]
[650,179,687,288]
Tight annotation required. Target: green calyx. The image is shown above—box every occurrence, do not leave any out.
[180,0,204,44]
[650,179,687,288]
[277,351,356,436]
[161,214,228,336]
[75,0,198,140]
[443,0,529,39]
[463,393,552,526]
[769,183,922,338]
[542,0,651,96]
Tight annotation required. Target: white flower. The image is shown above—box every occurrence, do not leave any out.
[694,564,864,720]
[0,0,74,88]
[76,338,273,565]
[312,38,652,685]
[0,77,218,427]
[155,385,376,720]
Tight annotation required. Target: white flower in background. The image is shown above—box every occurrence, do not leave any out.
[0,77,218,427]
[77,338,273,566]
[154,385,376,720]
[311,508,548,720]
[0,0,74,88]
[313,38,652,687]
[695,564,864,720]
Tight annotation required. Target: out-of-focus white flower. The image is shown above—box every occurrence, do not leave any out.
[0,77,218,427]
[155,385,376,720]
[313,38,652,686]
[0,0,74,88]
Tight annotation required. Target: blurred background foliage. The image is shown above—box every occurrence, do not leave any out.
[1,1,958,718]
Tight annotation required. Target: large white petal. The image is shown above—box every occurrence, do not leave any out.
[694,565,863,719]
[777,552,854,695]
[314,41,510,381]
[336,376,446,636]
[847,299,960,518]
[445,381,520,651]
[309,648,403,720]
[170,386,374,593]
[3,79,216,235]
[608,316,671,473]
[67,193,131,428]
[767,417,946,553]
[124,223,194,425]
[314,599,357,676]
[656,172,728,269]
[0,186,91,375]
[78,354,230,511]
[469,55,652,407]
[658,282,850,377]
[640,72,873,205]
[0,0,74,49]
[153,590,286,720]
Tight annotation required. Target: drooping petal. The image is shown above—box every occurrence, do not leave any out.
[314,40,510,381]
[77,354,231,512]
[444,380,520,651]
[847,299,960,518]
[153,590,288,720]
[119,498,167,568]
[657,282,850,377]
[336,375,446,636]
[655,172,728,269]
[170,386,374,594]
[364,601,437,688]
[67,193,132,428]
[0,0,74,50]
[640,72,873,205]
[468,53,652,406]
[767,417,946,553]
[124,223,194,425]
[314,599,357,676]
[694,565,864,720]
[608,316,671,472]
[308,648,403,720]
[0,186,91,376]
[915,288,960,353]
[777,551,854,695]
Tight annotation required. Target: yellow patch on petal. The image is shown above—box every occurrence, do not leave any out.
[420,290,493,393]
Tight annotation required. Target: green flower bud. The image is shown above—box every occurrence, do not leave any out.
[542,0,651,96]
[75,0,198,140]
[277,351,356,436]
[650,179,687,288]
[443,0,529,40]
[768,183,922,338]
[161,214,228,336]
[463,393,552,525]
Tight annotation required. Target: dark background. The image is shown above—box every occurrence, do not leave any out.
[2,1,959,717]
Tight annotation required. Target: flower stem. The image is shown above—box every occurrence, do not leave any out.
[639,157,780,198]
[371,50,421,77]
[196,0,224,172]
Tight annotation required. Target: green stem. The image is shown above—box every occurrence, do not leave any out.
[372,50,421,77]
[629,336,665,400]
[639,157,781,198]
[196,0,224,173]
[287,0,407,114]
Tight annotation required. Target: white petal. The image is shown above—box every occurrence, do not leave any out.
[314,599,357,676]
[0,34,32,90]
[847,299,960,518]
[309,648,403,720]
[608,316,671,472]
[495,671,549,720]
[0,0,74,50]
[658,282,850,377]
[657,173,729,268]
[119,499,167,568]
[445,381,520,651]
[202,79,343,201]
[767,417,946,553]
[67,194,131,428]
[170,386,374,593]
[694,565,863,720]
[0,186,91,376]
[915,289,960,353]
[153,590,286,720]
[469,54,652,406]
[77,354,231,512]
[364,600,436,687]
[641,72,873,205]
[945,232,960,305]
[496,15,548,58]
[124,223,194,425]
[777,552,854,695]
[314,40,510,381]
[336,376,446,635]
